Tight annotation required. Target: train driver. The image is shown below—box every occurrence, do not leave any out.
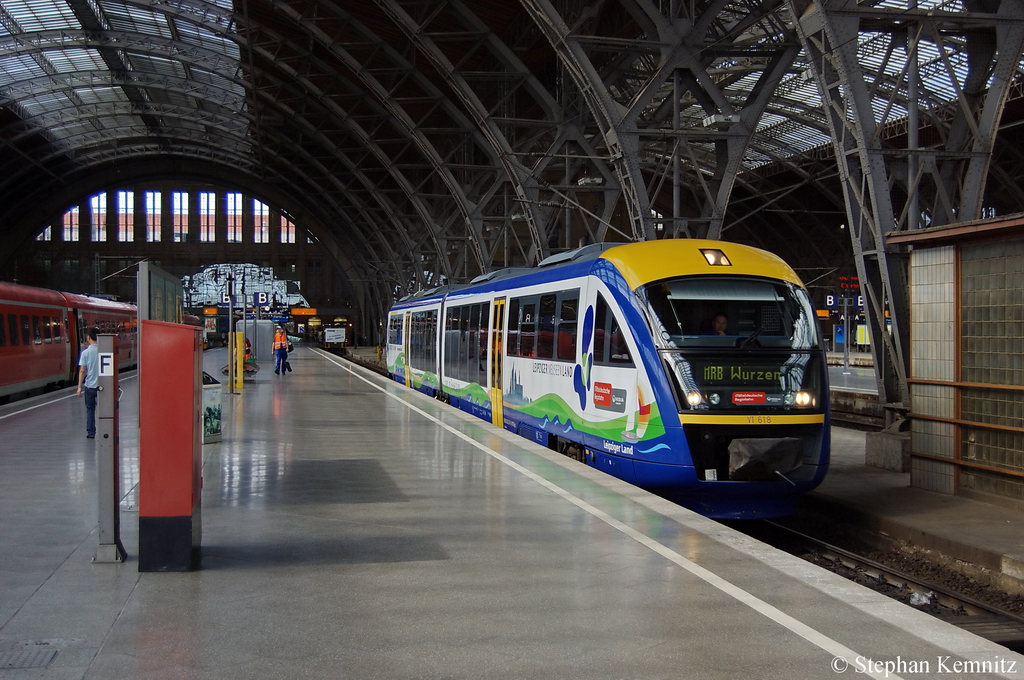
[711,313,728,336]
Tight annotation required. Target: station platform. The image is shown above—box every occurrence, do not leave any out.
[2,345,1024,678]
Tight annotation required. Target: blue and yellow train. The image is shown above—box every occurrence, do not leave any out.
[386,240,829,518]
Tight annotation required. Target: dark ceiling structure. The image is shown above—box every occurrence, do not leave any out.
[2,0,1024,409]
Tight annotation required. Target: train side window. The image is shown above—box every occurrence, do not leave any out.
[8,314,18,346]
[594,293,634,367]
[0,314,5,346]
[427,310,438,368]
[53,317,62,343]
[506,299,520,356]
[608,317,632,366]
[388,314,403,345]
[459,306,471,382]
[32,316,42,344]
[519,302,536,357]
[556,293,578,361]
[537,294,556,359]
[42,316,52,343]
[594,295,607,363]
[21,315,31,345]
[467,304,478,383]
[443,307,459,378]
[476,304,488,386]
[409,309,437,370]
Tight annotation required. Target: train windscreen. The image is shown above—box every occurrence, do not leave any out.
[639,276,824,412]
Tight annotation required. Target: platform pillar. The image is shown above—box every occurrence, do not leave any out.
[94,334,126,563]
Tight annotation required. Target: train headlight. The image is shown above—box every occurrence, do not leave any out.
[686,391,704,407]
[794,391,815,407]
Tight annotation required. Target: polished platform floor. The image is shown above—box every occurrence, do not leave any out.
[2,346,1023,679]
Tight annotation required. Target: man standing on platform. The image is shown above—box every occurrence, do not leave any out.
[273,326,289,375]
[76,328,99,438]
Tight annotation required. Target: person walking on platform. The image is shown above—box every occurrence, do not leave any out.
[273,326,289,375]
[76,328,99,438]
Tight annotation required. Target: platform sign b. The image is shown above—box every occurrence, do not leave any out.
[253,292,270,307]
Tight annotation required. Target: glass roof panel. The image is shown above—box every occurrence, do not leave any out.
[129,53,189,79]
[49,121,95,137]
[0,0,1014,183]
[102,2,174,39]
[3,0,80,33]
[20,90,74,115]
[75,85,130,105]
[174,17,237,57]
[0,0,251,158]
[44,47,108,74]
[875,0,964,9]
[0,53,48,82]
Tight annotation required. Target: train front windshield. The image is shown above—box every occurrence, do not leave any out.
[639,276,825,412]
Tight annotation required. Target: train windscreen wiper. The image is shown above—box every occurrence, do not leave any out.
[738,326,763,348]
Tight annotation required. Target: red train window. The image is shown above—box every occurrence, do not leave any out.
[32,316,42,344]
[53,317,62,343]
[21,315,30,345]
[7,314,17,346]
[42,316,52,343]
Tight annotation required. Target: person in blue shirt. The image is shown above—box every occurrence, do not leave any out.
[76,328,99,438]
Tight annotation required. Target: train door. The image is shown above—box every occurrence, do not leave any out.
[489,298,505,428]
[70,309,86,355]
[69,309,82,348]
[60,309,72,382]
[403,311,412,388]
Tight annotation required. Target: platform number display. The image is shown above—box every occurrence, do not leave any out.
[253,292,270,307]
[824,294,863,309]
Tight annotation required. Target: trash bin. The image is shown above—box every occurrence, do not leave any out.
[202,371,222,444]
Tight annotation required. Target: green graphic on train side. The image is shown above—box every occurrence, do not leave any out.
[388,352,406,374]
[411,370,440,390]
[509,391,665,441]
[444,382,491,405]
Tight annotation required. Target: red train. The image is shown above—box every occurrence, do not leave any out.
[0,281,138,401]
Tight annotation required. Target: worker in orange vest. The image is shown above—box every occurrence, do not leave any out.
[273,326,290,374]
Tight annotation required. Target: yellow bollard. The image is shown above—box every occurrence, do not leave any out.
[233,331,245,391]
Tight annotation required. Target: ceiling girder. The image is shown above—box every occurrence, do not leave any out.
[0,0,1022,389]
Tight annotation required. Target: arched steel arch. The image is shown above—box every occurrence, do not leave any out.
[0,157,388,310]
[4,0,1024,406]
[792,0,1024,411]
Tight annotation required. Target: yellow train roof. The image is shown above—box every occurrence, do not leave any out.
[599,240,804,291]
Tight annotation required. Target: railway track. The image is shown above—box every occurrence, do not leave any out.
[751,521,1024,652]
[829,409,884,430]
